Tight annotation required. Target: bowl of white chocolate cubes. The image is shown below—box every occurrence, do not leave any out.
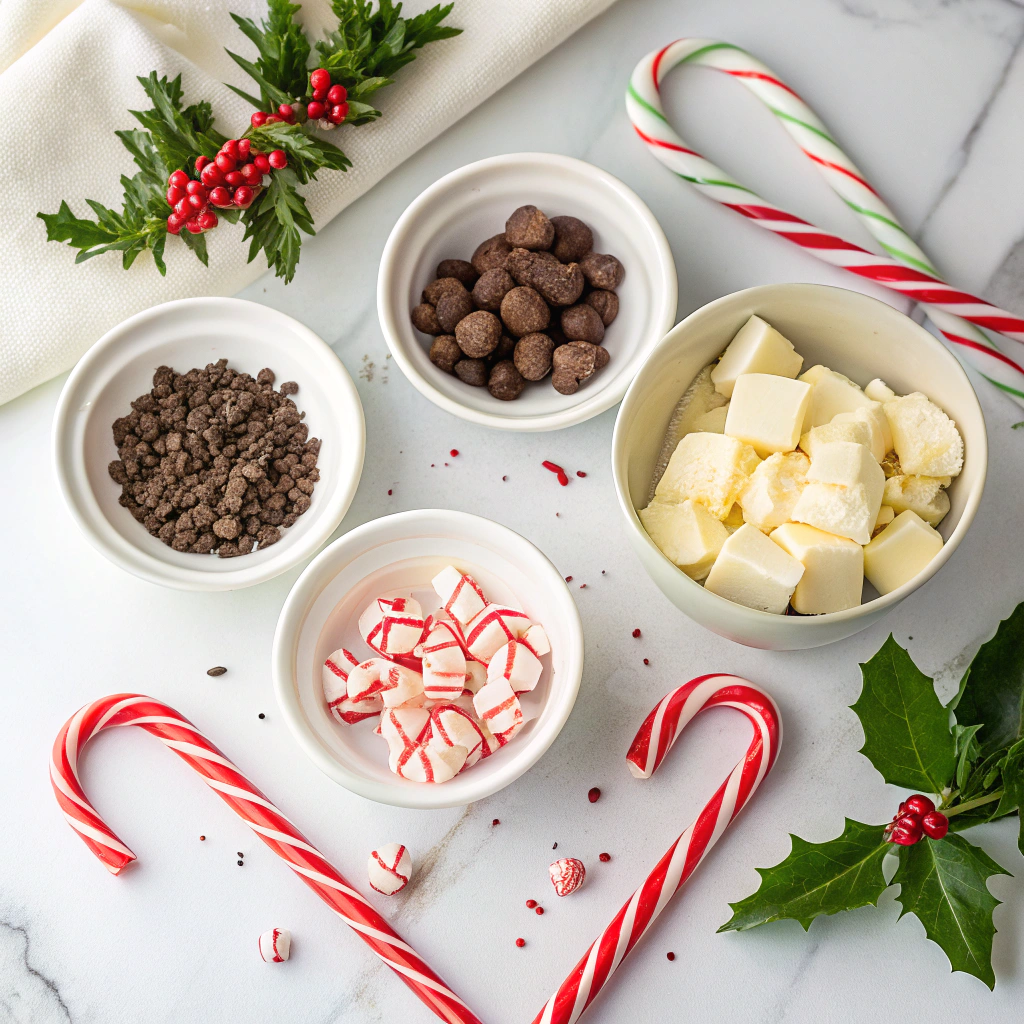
[612,283,987,650]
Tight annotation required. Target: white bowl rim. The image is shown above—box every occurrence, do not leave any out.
[612,282,989,628]
[377,151,678,432]
[52,296,366,592]
[271,508,585,808]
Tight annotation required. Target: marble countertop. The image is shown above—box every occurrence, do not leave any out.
[2,0,1023,1021]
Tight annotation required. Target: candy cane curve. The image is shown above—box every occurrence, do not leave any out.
[533,674,781,1024]
[627,39,1024,406]
[50,694,482,1024]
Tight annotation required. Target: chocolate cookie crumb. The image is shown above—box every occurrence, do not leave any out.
[411,302,443,335]
[505,205,554,251]
[429,335,462,374]
[514,333,554,381]
[471,233,513,274]
[472,268,516,312]
[500,286,550,337]
[423,276,468,306]
[561,303,605,344]
[584,289,619,326]
[455,310,502,358]
[454,358,489,386]
[550,215,593,263]
[435,288,474,333]
[488,360,527,401]
[579,252,625,290]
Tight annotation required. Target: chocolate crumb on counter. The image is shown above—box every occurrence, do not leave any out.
[207,666,227,677]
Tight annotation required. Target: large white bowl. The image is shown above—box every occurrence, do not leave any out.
[377,152,678,431]
[53,297,365,591]
[272,509,584,808]
[612,284,988,650]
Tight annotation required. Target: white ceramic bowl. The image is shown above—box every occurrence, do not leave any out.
[53,297,365,591]
[377,152,678,431]
[612,284,988,650]
[272,509,584,808]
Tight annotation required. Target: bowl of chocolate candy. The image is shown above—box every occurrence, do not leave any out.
[377,153,677,431]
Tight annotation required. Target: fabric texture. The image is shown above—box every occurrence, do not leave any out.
[0,0,615,405]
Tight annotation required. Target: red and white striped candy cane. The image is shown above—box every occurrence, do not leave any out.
[50,694,482,1024]
[534,674,781,1024]
[627,39,1024,406]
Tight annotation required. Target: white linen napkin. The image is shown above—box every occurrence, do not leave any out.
[0,0,616,406]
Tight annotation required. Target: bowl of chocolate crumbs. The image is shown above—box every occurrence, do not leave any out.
[53,297,365,590]
[378,153,678,432]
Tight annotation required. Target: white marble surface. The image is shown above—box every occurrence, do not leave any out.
[2,1,1024,1021]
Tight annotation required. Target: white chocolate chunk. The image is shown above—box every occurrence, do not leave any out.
[770,523,863,614]
[883,393,963,477]
[832,402,892,462]
[882,474,951,527]
[798,364,874,429]
[693,405,728,433]
[655,432,761,520]
[874,504,895,534]
[703,523,804,614]
[864,378,896,403]
[739,451,809,532]
[799,419,872,461]
[724,373,812,457]
[791,441,885,545]
[711,315,804,397]
[639,498,729,581]
[723,504,745,531]
[863,510,943,595]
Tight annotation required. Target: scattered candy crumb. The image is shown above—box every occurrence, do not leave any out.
[516,938,526,948]
[599,852,611,862]
[502,475,508,482]
[526,899,537,909]
[565,575,573,582]
[450,449,459,457]
[643,659,650,666]
[552,842,558,849]
[237,859,244,866]
[207,666,227,677]
[199,835,206,841]
[588,787,601,803]
[535,906,544,915]
[667,952,676,961]
[492,818,500,826]
[388,489,393,495]
[576,471,586,478]
[542,460,569,486]
[632,628,641,638]
[258,712,266,719]
[579,583,587,589]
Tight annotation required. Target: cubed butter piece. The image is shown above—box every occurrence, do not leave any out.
[832,402,892,461]
[791,441,885,545]
[874,504,895,534]
[799,419,872,460]
[739,451,810,532]
[693,405,729,433]
[883,393,964,477]
[639,498,729,581]
[799,364,875,429]
[770,523,864,614]
[863,510,943,595]
[882,474,951,527]
[655,432,761,520]
[711,315,804,398]
[724,373,811,457]
[865,378,896,403]
[704,523,805,614]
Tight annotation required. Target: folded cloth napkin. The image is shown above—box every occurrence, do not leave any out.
[0,0,615,406]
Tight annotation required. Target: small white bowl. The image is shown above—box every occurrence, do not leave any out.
[272,509,584,808]
[53,297,365,591]
[612,284,988,650]
[377,152,678,431]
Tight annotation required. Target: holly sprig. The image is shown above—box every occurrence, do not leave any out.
[720,603,1024,989]
[38,0,459,283]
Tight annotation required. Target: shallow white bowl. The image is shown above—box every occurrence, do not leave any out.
[612,284,988,650]
[272,509,584,808]
[377,152,678,431]
[53,297,365,591]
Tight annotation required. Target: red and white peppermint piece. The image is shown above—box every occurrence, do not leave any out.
[397,741,467,784]
[487,638,542,694]
[472,677,523,736]
[323,648,382,724]
[379,706,430,774]
[549,858,586,897]
[428,703,488,768]
[462,660,487,695]
[522,623,550,658]
[420,619,467,701]
[463,604,531,663]
[431,566,488,624]
[258,926,291,962]
[359,595,427,659]
[347,658,424,708]
[368,843,413,896]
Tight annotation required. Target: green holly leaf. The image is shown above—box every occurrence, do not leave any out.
[954,603,1024,756]
[718,819,891,932]
[227,0,311,107]
[893,832,1009,989]
[994,738,1024,854]
[853,635,956,793]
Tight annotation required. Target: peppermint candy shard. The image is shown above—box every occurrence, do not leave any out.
[549,857,586,897]
[487,638,542,694]
[368,843,413,896]
[432,565,488,624]
[463,604,532,664]
[323,649,381,724]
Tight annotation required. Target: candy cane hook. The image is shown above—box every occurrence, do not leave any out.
[628,39,1024,406]
[50,694,482,1024]
[534,674,781,1024]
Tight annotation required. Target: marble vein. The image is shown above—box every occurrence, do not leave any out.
[0,918,72,1024]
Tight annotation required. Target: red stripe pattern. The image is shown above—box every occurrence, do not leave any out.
[50,694,481,1024]
[534,674,781,1024]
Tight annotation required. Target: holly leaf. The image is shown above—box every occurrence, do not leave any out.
[228,0,311,107]
[244,120,351,184]
[953,723,984,791]
[852,635,955,793]
[994,738,1024,854]
[240,167,313,283]
[718,819,891,932]
[954,602,1024,756]
[893,832,1009,989]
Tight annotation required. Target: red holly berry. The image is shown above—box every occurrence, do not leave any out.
[328,102,348,124]
[240,162,262,185]
[903,794,935,818]
[185,216,204,234]
[197,211,218,231]
[168,169,189,189]
[265,114,282,124]
[237,138,251,161]
[174,197,191,219]
[195,155,211,173]
[921,811,949,840]
[222,139,239,160]
[206,186,230,208]
[327,83,347,105]
[515,937,526,948]
[268,149,288,169]
[224,170,244,187]
[312,86,327,102]
[215,152,236,173]
[310,68,331,92]
[166,212,186,235]
[233,185,254,208]
[278,103,295,121]
[887,813,923,846]
[200,163,224,188]
[306,100,326,120]
[187,194,206,212]
[185,180,205,196]
[253,153,271,174]
[251,110,268,128]
[166,185,185,206]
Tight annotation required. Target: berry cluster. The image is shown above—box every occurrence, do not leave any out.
[248,69,349,133]
[165,139,288,235]
[884,794,949,846]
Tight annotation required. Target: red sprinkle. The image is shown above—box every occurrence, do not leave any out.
[535,906,544,916]
[450,449,459,457]
[667,952,676,961]
[643,658,650,666]
[526,899,537,909]
[576,470,586,478]
[588,787,601,803]
[632,628,641,638]
[199,835,206,841]
[565,576,573,582]
[599,852,611,862]
[502,475,508,482]
[542,460,570,486]
[387,489,393,495]
[516,938,526,948]
[552,842,558,850]
[492,818,500,826]
[579,584,587,589]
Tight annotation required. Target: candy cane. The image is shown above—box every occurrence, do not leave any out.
[627,39,1024,406]
[50,694,482,1024]
[534,674,781,1024]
